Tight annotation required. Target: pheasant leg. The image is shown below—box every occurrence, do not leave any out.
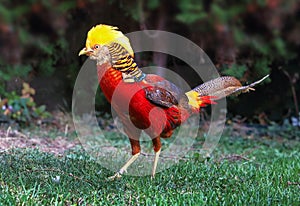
[108,152,140,180]
[151,148,161,179]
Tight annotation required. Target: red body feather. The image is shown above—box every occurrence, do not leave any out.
[97,63,190,140]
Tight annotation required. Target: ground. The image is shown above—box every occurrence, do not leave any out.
[0,122,299,205]
[0,127,79,155]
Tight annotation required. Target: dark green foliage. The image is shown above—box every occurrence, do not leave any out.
[0,84,50,124]
[221,64,248,79]
[176,0,208,23]
[0,0,299,122]
[0,64,32,95]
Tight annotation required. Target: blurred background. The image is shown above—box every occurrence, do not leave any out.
[0,0,299,128]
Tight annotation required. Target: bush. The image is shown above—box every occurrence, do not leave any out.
[0,83,50,125]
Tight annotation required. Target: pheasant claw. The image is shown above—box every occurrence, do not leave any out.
[108,172,122,180]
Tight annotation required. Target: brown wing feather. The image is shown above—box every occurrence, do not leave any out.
[143,74,186,108]
[144,86,178,108]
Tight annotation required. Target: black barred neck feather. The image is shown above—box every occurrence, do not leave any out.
[106,42,147,83]
[92,42,146,82]
[122,69,146,83]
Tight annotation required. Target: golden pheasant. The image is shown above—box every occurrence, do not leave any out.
[79,24,268,179]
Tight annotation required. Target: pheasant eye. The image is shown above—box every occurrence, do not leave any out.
[94,44,100,49]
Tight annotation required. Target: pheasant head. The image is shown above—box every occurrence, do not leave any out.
[79,24,133,63]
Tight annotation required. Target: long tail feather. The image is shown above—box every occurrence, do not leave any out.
[193,75,269,100]
[184,75,269,110]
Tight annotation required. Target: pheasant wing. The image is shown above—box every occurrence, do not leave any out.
[144,86,178,108]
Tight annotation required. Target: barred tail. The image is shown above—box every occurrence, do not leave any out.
[185,75,269,110]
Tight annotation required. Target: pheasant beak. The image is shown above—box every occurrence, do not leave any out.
[78,47,93,56]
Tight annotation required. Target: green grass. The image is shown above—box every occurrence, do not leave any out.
[0,130,299,205]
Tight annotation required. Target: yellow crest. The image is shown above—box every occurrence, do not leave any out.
[85,24,134,57]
